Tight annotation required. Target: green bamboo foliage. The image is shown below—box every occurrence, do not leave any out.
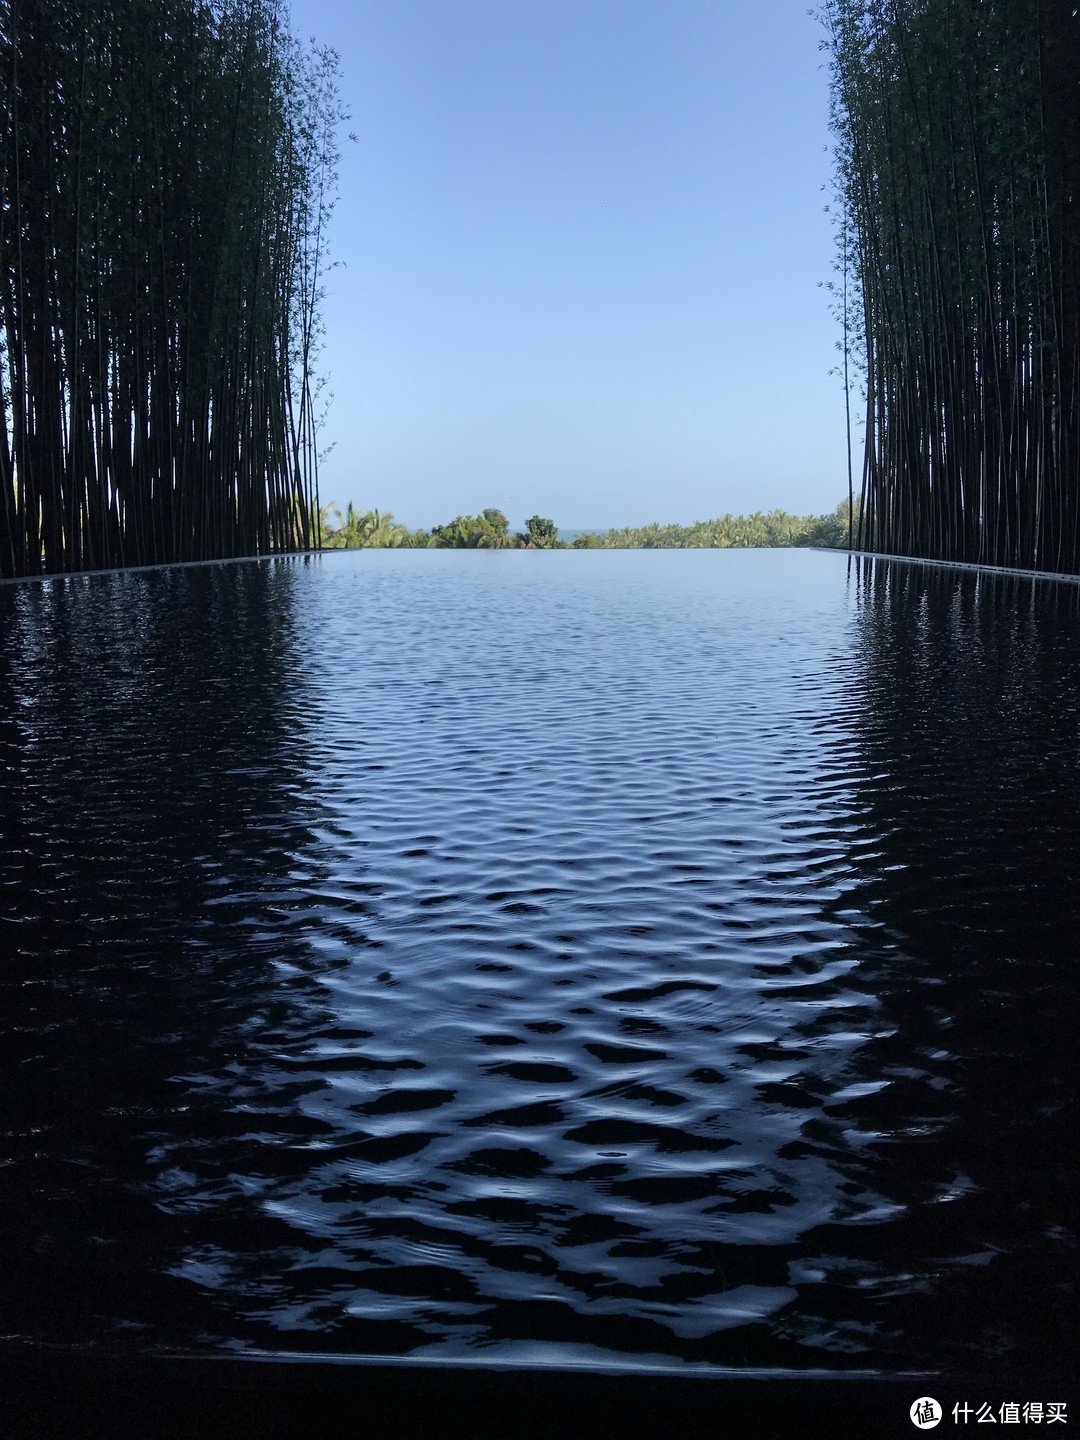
[0,0,341,577]
[822,0,1080,570]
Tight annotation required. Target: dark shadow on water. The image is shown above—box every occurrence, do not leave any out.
[0,559,351,1349]
[779,556,1079,1378]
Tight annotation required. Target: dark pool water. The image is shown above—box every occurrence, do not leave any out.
[0,548,1075,1378]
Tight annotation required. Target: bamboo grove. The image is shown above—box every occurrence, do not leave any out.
[0,0,341,577]
[823,0,1080,570]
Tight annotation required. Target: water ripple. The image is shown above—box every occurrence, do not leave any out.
[0,549,1076,1376]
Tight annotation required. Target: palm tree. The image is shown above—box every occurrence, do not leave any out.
[319,504,414,548]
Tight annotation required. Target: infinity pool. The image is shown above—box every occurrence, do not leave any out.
[0,547,1074,1380]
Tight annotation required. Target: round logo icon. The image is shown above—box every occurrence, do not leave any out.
[910,1397,942,1429]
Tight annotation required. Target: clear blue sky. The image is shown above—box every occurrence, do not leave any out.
[287,0,850,532]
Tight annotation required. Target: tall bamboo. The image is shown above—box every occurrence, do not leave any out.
[0,0,341,577]
[822,0,1080,572]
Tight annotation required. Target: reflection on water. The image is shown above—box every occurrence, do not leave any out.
[0,549,1074,1378]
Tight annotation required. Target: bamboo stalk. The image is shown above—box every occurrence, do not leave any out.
[822,0,1079,572]
[0,0,340,577]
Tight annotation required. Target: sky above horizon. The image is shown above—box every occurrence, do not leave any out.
[286,0,852,533]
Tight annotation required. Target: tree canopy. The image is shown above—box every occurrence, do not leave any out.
[317,502,854,551]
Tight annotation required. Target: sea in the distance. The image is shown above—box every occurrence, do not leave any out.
[0,546,1075,1382]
